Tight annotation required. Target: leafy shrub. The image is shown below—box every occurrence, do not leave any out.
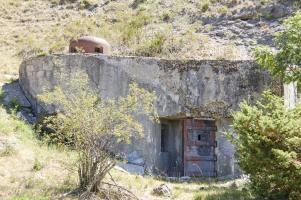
[78,0,98,9]
[255,13,301,83]
[0,144,16,157]
[10,97,21,111]
[0,89,5,102]
[33,158,43,171]
[200,2,210,12]
[130,0,146,9]
[232,91,301,200]
[38,71,158,196]
[119,11,151,44]
[161,11,175,22]
[135,33,166,57]
[36,114,76,147]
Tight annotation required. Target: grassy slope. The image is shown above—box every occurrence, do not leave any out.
[0,106,78,200]
[1,0,287,78]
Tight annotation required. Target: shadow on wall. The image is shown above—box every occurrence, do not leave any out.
[1,80,36,124]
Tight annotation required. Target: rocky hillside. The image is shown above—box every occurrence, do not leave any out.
[0,0,300,77]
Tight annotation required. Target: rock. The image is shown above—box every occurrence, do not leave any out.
[215,31,225,37]
[230,181,238,189]
[230,26,241,35]
[16,110,36,124]
[179,176,191,181]
[199,185,209,190]
[114,165,130,174]
[233,8,256,20]
[118,163,145,175]
[153,184,172,197]
[271,4,290,18]
[261,4,291,19]
[125,151,144,165]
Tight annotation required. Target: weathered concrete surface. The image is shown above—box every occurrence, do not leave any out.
[19,54,272,178]
[215,118,240,178]
[19,54,270,117]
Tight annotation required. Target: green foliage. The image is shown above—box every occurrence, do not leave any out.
[232,91,301,199]
[217,6,229,15]
[255,13,301,83]
[119,11,151,44]
[0,106,34,138]
[135,33,167,57]
[36,114,75,147]
[131,0,146,9]
[38,70,158,193]
[195,188,252,200]
[0,89,5,102]
[9,97,21,111]
[38,71,158,146]
[161,11,175,22]
[0,144,16,157]
[197,0,211,12]
[32,158,43,171]
[201,3,210,12]
[78,0,99,9]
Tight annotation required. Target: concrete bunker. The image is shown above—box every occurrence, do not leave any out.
[19,54,273,179]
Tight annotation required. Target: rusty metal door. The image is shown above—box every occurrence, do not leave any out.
[183,119,217,177]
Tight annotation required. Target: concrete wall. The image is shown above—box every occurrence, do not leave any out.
[215,118,240,178]
[19,54,272,177]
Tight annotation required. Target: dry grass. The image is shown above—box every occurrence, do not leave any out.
[0,0,272,78]
[0,106,77,200]
[107,169,250,200]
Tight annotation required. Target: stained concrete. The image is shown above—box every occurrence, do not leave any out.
[19,54,272,178]
[158,119,183,176]
[215,118,240,178]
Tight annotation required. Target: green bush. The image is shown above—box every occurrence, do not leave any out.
[130,0,146,9]
[10,97,21,111]
[0,89,5,102]
[0,144,16,157]
[120,11,151,44]
[201,2,210,12]
[161,11,175,22]
[135,33,166,57]
[33,158,43,171]
[38,71,158,195]
[255,13,301,83]
[36,114,76,147]
[232,91,301,200]
[79,0,98,9]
